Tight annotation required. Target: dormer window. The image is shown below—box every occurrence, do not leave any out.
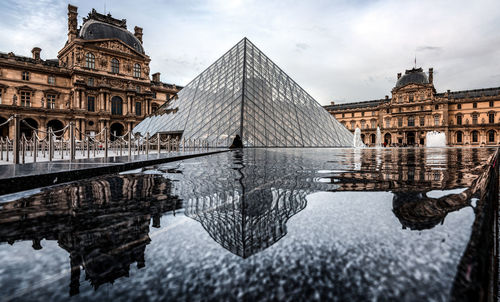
[133,63,141,78]
[85,52,95,69]
[22,71,30,81]
[111,58,119,74]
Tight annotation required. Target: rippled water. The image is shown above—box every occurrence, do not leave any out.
[0,148,496,301]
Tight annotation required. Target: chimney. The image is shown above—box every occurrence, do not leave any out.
[330,101,335,105]
[152,72,160,82]
[31,47,41,60]
[397,73,402,80]
[428,68,433,84]
[134,26,143,44]
[67,4,78,42]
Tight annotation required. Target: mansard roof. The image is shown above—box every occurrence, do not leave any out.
[0,52,59,67]
[324,99,390,111]
[395,67,429,88]
[435,86,500,99]
[79,9,144,54]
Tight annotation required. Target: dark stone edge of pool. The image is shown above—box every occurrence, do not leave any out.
[0,150,230,196]
[450,148,499,302]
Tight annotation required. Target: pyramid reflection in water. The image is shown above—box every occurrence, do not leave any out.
[134,38,353,147]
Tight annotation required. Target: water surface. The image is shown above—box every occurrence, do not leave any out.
[0,148,495,301]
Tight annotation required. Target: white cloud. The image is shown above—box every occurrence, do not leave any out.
[1,0,499,105]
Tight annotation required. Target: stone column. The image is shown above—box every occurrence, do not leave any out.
[74,90,80,109]
[124,96,128,115]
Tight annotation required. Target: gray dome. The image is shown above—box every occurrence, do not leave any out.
[79,20,144,54]
[396,68,429,88]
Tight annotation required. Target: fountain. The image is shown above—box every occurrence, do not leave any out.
[353,128,364,148]
[375,127,382,147]
[426,131,447,147]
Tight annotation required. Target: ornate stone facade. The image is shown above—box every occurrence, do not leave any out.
[324,67,499,147]
[0,5,181,140]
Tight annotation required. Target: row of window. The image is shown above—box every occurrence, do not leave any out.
[16,92,57,108]
[394,92,432,103]
[341,101,496,118]
[85,53,142,77]
[456,130,496,143]
[86,96,158,115]
[21,71,56,84]
[456,113,496,125]
[342,111,377,118]
[8,91,152,115]
[457,101,495,109]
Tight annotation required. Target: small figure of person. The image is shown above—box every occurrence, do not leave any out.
[229,134,243,148]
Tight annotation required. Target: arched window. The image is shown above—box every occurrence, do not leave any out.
[456,131,463,143]
[85,53,95,69]
[488,130,495,143]
[111,58,119,74]
[471,130,479,143]
[111,96,123,115]
[134,63,141,78]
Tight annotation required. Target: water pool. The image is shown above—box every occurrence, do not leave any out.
[0,147,496,301]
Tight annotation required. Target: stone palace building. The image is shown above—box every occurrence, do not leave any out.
[324,67,499,147]
[0,5,181,140]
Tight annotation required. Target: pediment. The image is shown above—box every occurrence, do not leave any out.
[16,85,35,92]
[86,39,143,56]
[43,88,61,96]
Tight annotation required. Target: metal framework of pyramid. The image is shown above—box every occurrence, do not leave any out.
[134,38,353,147]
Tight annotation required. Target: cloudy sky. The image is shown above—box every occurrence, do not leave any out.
[1,0,499,105]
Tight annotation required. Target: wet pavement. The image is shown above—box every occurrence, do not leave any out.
[0,147,496,301]
[0,149,228,195]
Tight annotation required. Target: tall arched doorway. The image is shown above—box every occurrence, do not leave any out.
[20,118,38,139]
[111,96,123,115]
[47,119,64,135]
[384,133,391,145]
[0,116,9,137]
[110,122,125,141]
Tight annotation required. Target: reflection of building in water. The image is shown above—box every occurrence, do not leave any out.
[320,148,492,192]
[172,150,324,258]
[185,188,308,258]
[0,174,181,296]
[392,190,472,230]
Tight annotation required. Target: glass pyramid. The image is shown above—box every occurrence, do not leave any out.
[134,38,353,147]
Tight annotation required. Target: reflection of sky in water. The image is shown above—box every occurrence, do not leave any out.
[0,147,496,301]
